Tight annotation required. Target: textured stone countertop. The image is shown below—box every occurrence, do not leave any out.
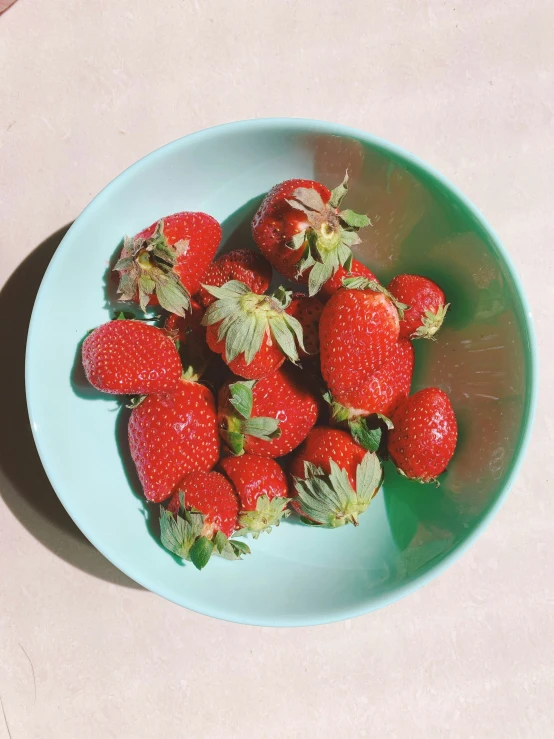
[0,1,551,737]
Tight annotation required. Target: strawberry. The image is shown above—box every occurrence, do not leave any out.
[319,277,404,395]
[252,175,371,295]
[161,471,250,570]
[195,249,272,308]
[290,427,383,527]
[388,274,449,340]
[202,281,305,380]
[388,388,458,483]
[319,259,379,302]
[219,455,289,536]
[286,293,324,356]
[114,211,221,316]
[82,318,182,395]
[328,339,414,449]
[218,366,319,457]
[164,299,211,378]
[128,379,219,502]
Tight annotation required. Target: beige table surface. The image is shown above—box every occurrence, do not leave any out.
[1,1,552,737]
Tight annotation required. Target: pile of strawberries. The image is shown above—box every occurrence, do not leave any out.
[81,175,457,570]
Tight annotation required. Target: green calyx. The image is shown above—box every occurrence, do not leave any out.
[323,391,392,453]
[201,280,306,365]
[114,220,191,317]
[285,174,371,296]
[342,276,409,319]
[411,303,450,340]
[159,493,250,570]
[236,495,291,538]
[293,452,383,528]
[220,380,281,455]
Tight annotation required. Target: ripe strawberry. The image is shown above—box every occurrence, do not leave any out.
[319,259,379,302]
[218,366,319,457]
[82,318,182,395]
[388,388,458,483]
[319,278,404,395]
[195,249,272,308]
[328,339,414,449]
[252,175,371,295]
[128,379,219,502]
[219,455,289,537]
[202,281,305,380]
[164,299,211,378]
[162,471,249,570]
[290,427,383,527]
[388,274,448,340]
[286,293,324,356]
[114,211,221,316]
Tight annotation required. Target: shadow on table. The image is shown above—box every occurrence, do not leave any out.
[0,225,141,589]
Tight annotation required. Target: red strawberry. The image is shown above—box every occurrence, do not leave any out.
[162,471,249,570]
[319,278,403,395]
[252,175,371,295]
[202,281,305,380]
[328,339,414,449]
[388,274,448,340]
[286,293,324,356]
[114,211,221,316]
[195,249,272,308]
[319,259,379,302]
[290,427,383,527]
[164,299,211,378]
[128,379,220,502]
[82,319,182,395]
[218,366,319,457]
[219,455,289,536]
[388,388,458,483]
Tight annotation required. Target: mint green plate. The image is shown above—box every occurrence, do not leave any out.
[26,119,537,626]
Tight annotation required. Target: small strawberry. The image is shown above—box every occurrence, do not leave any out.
[319,277,405,395]
[328,339,414,449]
[219,455,289,537]
[195,249,272,308]
[202,281,305,380]
[286,293,324,356]
[319,259,379,302]
[252,175,371,295]
[114,211,221,316]
[162,472,250,570]
[218,366,319,457]
[290,427,383,527]
[388,274,449,340]
[128,379,220,502]
[164,299,211,378]
[82,318,182,395]
[388,388,458,483]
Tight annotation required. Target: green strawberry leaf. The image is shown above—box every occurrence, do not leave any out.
[329,173,349,208]
[339,209,371,229]
[189,536,214,570]
[229,380,256,419]
[349,419,382,452]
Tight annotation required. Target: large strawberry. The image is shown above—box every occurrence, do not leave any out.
[252,175,371,295]
[290,427,383,527]
[219,455,289,537]
[161,472,250,570]
[328,339,414,449]
[82,318,182,395]
[195,249,272,308]
[286,293,324,357]
[388,388,457,483]
[202,281,305,380]
[319,259,379,303]
[114,211,221,316]
[388,274,449,340]
[319,277,405,395]
[128,379,219,502]
[217,366,319,457]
